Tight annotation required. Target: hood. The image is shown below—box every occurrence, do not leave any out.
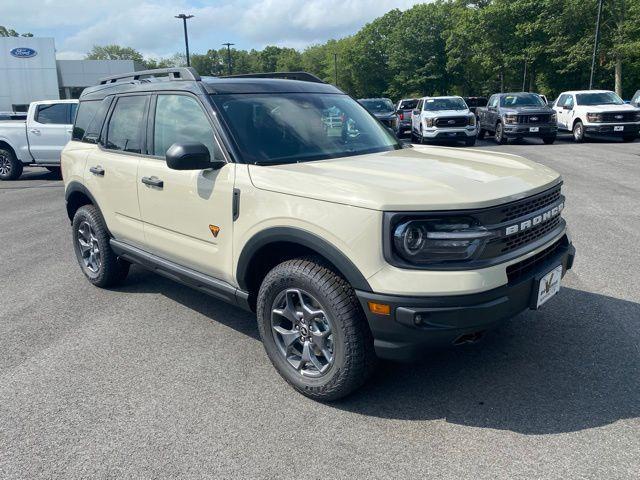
[248,146,561,211]
[580,103,639,113]
[423,109,471,118]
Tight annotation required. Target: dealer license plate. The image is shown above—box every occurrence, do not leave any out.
[536,265,563,308]
[529,126,539,132]
[614,126,624,132]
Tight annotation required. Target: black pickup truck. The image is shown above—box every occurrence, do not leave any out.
[477,92,557,144]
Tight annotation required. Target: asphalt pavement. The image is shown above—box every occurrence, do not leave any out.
[1,135,638,479]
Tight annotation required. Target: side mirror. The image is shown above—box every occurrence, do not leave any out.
[412,109,420,115]
[562,105,572,111]
[165,142,224,170]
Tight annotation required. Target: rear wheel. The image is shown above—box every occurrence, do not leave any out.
[72,205,130,288]
[495,122,507,145]
[542,136,556,145]
[0,148,23,180]
[573,121,585,142]
[257,257,376,401]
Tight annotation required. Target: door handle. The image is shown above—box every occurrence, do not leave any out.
[89,166,105,176]
[29,128,41,135]
[141,176,164,188]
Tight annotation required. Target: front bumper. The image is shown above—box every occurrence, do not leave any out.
[503,124,557,138]
[423,126,477,139]
[584,123,640,136]
[356,236,575,361]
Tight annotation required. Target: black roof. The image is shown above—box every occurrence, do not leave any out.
[80,67,343,101]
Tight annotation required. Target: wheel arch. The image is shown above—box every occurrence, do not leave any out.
[236,227,372,307]
[65,181,101,223]
[0,140,17,158]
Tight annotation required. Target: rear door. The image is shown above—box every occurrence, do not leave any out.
[137,93,235,282]
[26,102,75,163]
[85,94,149,246]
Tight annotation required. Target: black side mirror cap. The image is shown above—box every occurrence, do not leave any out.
[165,142,225,170]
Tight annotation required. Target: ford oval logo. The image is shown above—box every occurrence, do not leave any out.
[447,119,455,124]
[530,116,538,121]
[615,115,623,119]
[10,47,37,58]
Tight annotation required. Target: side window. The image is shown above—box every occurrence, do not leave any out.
[153,94,223,160]
[72,101,100,141]
[556,94,567,107]
[416,99,423,111]
[36,103,70,124]
[488,96,498,108]
[564,95,574,108]
[105,95,148,154]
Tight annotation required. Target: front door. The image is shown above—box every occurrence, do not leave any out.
[137,93,235,283]
[27,102,75,163]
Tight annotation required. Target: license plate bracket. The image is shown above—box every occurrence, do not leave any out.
[531,264,563,309]
[614,125,624,132]
[529,126,540,133]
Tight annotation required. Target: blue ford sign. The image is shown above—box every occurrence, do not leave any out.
[10,47,37,58]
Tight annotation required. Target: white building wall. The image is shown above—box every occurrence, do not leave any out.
[0,37,59,111]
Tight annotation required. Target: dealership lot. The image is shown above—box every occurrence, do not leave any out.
[1,137,638,478]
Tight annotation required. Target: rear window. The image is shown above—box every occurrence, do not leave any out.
[72,101,101,141]
[399,99,418,110]
[36,103,71,124]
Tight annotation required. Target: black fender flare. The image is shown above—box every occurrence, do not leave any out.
[65,181,103,221]
[236,227,372,292]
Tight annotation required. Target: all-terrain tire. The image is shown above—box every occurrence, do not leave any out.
[72,205,130,288]
[256,257,376,401]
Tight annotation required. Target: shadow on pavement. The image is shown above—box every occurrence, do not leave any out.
[118,267,639,435]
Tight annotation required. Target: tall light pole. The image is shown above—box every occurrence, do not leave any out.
[175,14,194,67]
[589,0,603,90]
[222,42,234,75]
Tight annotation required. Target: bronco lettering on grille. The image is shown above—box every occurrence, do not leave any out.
[505,202,564,235]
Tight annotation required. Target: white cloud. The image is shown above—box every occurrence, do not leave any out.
[0,0,427,58]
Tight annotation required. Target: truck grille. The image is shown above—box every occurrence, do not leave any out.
[506,236,568,283]
[435,116,468,127]
[499,184,562,222]
[601,111,636,122]
[518,114,551,124]
[500,216,562,253]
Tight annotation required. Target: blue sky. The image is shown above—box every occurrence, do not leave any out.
[1,0,426,59]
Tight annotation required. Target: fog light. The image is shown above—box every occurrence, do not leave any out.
[368,302,390,316]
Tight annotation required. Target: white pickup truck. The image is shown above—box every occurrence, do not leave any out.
[0,99,78,180]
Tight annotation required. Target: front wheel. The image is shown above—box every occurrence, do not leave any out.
[0,148,23,181]
[256,258,376,401]
[72,205,130,287]
[573,121,585,142]
[495,122,507,145]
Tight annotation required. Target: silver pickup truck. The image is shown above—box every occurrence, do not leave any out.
[0,99,78,180]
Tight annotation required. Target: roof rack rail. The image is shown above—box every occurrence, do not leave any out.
[219,71,325,84]
[99,67,201,85]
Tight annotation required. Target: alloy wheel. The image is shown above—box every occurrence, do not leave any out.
[0,154,11,176]
[271,288,335,378]
[77,220,101,273]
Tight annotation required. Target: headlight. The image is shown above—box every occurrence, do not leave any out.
[425,118,434,128]
[550,112,557,122]
[468,115,476,126]
[392,217,495,265]
[504,114,518,124]
[635,111,640,121]
[587,113,602,122]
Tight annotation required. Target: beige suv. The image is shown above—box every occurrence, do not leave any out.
[62,68,575,400]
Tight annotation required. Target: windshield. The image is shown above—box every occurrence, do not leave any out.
[423,98,468,111]
[358,98,394,113]
[211,93,401,165]
[576,91,624,106]
[500,94,545,107]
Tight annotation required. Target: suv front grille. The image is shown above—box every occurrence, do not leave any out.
[499,184,562,223]
[601,111,636,122]
[506,236,568,283]
[500,216,562,253]
[435,116,468,127]
[518,114,551,124]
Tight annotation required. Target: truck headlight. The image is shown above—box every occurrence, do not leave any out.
[635,111,640,121]
[587,113,602,122]
[392,217,495,265]
[424,118,434,128]
[504,114,518,124]
[550,112,557,122]
[468,115,476,126]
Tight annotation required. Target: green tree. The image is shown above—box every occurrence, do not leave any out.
[86,45,144,63]
[0,26,33,37]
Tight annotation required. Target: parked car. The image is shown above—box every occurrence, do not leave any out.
[630,89,640,108]
[552,90,640,142]
[394,98,418,136]
[357,98,397,129]
[477,92,557,144]
[411,96,477,146]
[63,68,574,400]
[463,96,488,117]
[0,112,27,121]
[0,99,78,180]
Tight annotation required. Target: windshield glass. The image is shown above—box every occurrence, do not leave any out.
[500,94,545,107]
[211,93,401,165]
[423,98,467,111]
[358,98,394,113]
[576,91,624,106]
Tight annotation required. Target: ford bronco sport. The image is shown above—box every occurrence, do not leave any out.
[62,68,575,401]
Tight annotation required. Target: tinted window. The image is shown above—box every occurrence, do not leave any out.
[488,96,498,108]
[211,93,399,165]
[153,95,222,159]
[399,99,418,110]
[72,101,101,141]
[36,103,70,124]
[105,96,148,153]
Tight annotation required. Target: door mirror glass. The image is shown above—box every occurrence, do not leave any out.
[562,105,572,110]
[412,109,420,115]
[165,142,224,170]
